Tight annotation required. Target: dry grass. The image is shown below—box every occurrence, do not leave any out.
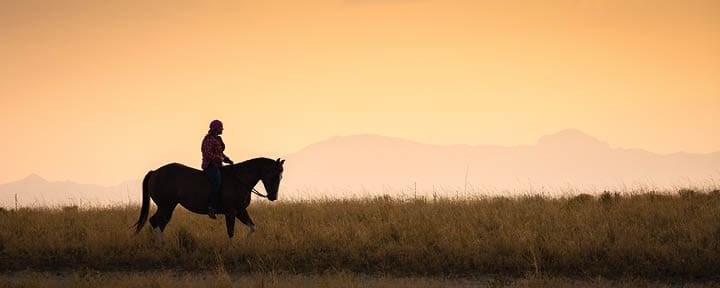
[0,270,479,288]
[2,189,720,279]
[0,270,717,288]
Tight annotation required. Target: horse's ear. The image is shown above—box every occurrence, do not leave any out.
[276,158,281,163]
[280,159,285,165]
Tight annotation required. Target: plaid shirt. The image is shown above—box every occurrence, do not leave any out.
[201,134,227,169]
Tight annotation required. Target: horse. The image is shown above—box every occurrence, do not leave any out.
[133,157,285,245]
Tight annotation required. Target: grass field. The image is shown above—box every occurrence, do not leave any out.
[2,270,717,288]
[2,189,720,285]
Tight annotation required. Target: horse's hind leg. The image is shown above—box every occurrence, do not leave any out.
[149,203,178,246]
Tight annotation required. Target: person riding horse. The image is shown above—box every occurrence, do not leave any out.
[202,119,233,219]
[134,119,284,245]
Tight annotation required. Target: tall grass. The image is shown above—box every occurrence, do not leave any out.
[2,189,720,278]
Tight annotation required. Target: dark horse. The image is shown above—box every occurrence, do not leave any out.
[134,157,285,245]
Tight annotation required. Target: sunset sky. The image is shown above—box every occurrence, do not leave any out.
[1,0,718,186]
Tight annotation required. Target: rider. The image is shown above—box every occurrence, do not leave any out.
[201,119,233,219]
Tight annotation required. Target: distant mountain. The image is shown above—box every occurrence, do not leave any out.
[3,130,719,206]
[281,130,720,198]
[0,174,141,208]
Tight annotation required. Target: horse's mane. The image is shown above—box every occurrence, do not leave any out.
[225,157,274,173]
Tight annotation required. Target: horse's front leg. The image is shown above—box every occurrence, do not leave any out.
[237,208,255,240]
[224,210,237,248]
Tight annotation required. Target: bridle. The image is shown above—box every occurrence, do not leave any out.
[238,168,282,199]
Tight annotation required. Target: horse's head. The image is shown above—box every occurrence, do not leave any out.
[261,158,285,201]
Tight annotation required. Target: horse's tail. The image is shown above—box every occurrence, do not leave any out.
[134,170,154,234]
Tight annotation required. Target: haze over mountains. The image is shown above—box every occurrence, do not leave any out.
[282,129,720,198]
[2,130,719,207]
[0,174,140,208]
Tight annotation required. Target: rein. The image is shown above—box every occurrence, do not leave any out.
[251,188,268,198]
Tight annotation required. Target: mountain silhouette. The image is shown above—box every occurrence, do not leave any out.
[536,129,610,150]
[281,130,720,198]
[22,173,48,183]
[0,175,140,208]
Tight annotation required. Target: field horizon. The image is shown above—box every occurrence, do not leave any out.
[3,188,720,282]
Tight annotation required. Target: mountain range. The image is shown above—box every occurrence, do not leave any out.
[0,174,140,208]
[281,129,720,198]
[2,129,719,207]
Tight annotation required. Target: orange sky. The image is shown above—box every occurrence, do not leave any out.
[1,0,718,185]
